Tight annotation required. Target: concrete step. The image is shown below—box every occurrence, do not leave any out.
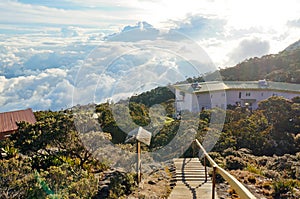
[169,158,219,199]
[176,174,206,176]
[176,169,206,171]
[175,178,208,181]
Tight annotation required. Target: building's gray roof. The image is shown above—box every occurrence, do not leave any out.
[173,81,300,94]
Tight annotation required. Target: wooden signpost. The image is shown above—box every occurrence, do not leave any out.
[125,127,152,184]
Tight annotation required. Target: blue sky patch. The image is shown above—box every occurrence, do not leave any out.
[17,0,82,10]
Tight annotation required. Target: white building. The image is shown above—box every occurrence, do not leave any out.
[174,80,300,113]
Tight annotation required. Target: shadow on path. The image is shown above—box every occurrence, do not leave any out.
[180,158,206,199]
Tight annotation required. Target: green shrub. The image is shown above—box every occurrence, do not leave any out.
[225,155,245,170]
[223,148,240,157]
[272,179,297,199]
[262,169,280,179]
[108,171,136,198]
[247,175,256,184]
[245,164,263,175]
[262,181,272,190]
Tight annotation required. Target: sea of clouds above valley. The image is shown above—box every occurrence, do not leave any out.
[1,10,300,112]
[0,23,218,112]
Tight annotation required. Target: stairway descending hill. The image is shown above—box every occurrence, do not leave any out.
[168,158,219,199]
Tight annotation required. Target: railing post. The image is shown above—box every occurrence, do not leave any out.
[192,140,195,157]
[194,139,257,199]
[212,166,216,199]
[204,156,207,182]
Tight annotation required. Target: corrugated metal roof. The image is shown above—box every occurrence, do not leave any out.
[173,81,300,94]
[0,108,36,133]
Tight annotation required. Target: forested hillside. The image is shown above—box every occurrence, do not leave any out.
[218,41,300,83]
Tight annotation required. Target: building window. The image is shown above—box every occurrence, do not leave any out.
[246,92,251,96]
[239,92,241,98]
[179,91,185,101]
[221,93,226,97]
[261,92,264,96]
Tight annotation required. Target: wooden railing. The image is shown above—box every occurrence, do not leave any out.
[193,139,257,199]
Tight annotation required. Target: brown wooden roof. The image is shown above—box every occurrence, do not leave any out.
[0,108,36,133]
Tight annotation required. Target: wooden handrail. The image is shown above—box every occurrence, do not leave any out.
[194,139,257,199]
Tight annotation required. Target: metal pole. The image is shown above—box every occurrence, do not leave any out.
[212,166,216,199]
[204,156,207,182]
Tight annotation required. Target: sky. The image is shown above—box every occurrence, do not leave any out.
[1,0,300,112]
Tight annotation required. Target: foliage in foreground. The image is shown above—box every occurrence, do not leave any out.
[0,111,107,198]
[0,94,299,198]
[213,96,300,156]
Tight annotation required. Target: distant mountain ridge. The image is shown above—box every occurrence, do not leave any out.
[216,39,300,83]
[284,39,300,52]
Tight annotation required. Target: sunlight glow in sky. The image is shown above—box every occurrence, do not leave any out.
[1,1,299,56]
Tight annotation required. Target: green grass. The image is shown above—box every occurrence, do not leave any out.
[245,164,263,175]
[164,117,174,124]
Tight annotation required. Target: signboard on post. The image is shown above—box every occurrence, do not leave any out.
[125,126,152,146]
[125,127,152,184]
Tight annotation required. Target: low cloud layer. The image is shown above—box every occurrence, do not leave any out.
[288,18,300,28]
[227,38,270,64]
[0,22,219,112]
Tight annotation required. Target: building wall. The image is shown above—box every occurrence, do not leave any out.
[210,91,227,110]
[195,91,227,111]
[227,90,300,109]
[175,89,193,112]
[176,88,300,112]
[196,93,211,111]
[176,90,227,112]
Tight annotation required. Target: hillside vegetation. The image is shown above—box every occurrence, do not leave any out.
[1,95,299,198]
[218,45,300,83]
[0,41,300,198]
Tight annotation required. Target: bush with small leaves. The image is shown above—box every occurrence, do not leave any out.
[272,179,296,199]
[225,155,245,170]
[247,175,256,184]
[108,171,136,199]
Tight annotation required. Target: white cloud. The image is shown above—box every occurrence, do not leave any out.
[169,15,226,39]
[61,26,83,37]
[0,69,72,112]
[72,27,217,108]
[0,0,135,30]
[106,21,160,42]
[227,38,270,65]
[225,0,300,29]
